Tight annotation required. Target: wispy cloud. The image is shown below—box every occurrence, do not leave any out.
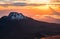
[0,0,26,4]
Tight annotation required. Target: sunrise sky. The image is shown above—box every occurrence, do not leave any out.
[0,0,60,24]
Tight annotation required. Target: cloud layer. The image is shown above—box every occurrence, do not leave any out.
[0,0,60,4]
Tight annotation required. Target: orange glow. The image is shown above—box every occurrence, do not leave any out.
[0,5,60,19]
[0,5,60,15]
[0,6,6,10]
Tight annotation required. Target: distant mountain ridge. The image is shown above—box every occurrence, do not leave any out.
[0,12,60,39]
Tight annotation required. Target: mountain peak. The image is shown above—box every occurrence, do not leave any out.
[8,12,26,20]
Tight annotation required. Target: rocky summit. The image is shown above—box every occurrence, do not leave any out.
[8,12,26,20]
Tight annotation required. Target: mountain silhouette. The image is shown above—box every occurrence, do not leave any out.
[0,12,60,39]
[8,12,26,20]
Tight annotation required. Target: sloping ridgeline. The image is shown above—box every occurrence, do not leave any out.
[0,12,60,39]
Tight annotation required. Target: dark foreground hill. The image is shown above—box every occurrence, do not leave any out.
[0,12,60,39]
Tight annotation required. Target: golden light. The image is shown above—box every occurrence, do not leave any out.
[38,0,50,3]
[27,0,50,4]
